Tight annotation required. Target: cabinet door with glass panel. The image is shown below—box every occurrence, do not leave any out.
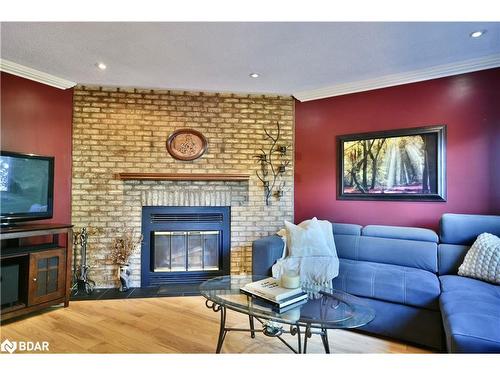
[28,248,66,306]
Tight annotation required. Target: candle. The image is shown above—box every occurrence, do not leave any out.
[280,273,300,289]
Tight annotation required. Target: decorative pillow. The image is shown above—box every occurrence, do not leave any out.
[284,217,332,257]
[458,232,500,285]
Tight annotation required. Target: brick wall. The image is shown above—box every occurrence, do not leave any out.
[72,86,294,287]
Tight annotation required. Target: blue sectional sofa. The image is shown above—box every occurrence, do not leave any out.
[437,214,500,353]
[252,214,500,352]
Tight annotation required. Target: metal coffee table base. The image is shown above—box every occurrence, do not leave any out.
[206,300,330,354]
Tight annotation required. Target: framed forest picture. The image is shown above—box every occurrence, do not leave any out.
[337,125,446,201]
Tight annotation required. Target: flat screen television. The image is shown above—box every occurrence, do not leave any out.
[0,151,54,224]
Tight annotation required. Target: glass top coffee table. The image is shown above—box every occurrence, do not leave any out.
[200,275,375,354]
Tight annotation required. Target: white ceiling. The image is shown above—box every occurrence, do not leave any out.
[1,22,499,99]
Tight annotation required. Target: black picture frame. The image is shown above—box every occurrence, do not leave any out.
[337,125,446,201]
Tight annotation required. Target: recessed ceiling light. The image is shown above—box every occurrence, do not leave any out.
[96,62,107,70]
[249,73,260,78]
[470,30,485,38]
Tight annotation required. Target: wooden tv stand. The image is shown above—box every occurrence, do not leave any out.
[0,223,73,322]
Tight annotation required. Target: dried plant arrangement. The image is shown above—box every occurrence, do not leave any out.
[109,226,143,265]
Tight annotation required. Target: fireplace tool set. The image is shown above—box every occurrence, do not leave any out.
[71,227,96,295]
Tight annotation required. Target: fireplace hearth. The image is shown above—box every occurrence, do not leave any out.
[141,206,230,287]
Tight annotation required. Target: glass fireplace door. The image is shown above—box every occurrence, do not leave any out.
[153,231,220,272]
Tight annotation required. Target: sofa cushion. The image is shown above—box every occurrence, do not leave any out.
[439,275,500,353]
[333,224,438,273]
[439,213,500,245]
[333,259,441,310]
[332,223,362,236]
[358,236,438,273]
[362,225,438,243]
[438,243,469,275]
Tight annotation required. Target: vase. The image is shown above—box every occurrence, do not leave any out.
[118,263,131,292]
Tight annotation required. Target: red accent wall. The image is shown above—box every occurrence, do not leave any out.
[1,72,73,224]
[295,68,500,230]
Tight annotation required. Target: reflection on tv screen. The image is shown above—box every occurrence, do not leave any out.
[0,156,50,214]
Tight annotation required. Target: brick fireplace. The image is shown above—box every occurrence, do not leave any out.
[72,86,294,288]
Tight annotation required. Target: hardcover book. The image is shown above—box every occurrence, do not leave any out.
[240,277,307,307]
[250,296,308,314]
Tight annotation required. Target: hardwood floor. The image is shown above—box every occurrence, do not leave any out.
[0,296,433,353]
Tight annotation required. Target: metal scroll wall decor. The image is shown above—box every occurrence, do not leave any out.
[72,227,96,295]
[254,122,290,205]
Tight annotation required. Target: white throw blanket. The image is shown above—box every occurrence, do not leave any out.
[272,218,339,289]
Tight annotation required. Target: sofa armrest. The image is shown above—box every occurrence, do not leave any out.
[252,235,284,276]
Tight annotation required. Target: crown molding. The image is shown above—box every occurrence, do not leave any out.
[293,54,500,102]
[0,59,76,89]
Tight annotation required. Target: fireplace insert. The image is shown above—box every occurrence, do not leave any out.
[141,206,230,287]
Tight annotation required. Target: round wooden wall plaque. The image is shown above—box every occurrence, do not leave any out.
[166,129,208,161]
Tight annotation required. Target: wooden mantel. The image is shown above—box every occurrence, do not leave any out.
[116,172,250,182]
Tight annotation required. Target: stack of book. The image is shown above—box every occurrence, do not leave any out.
[240,277,308,313]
